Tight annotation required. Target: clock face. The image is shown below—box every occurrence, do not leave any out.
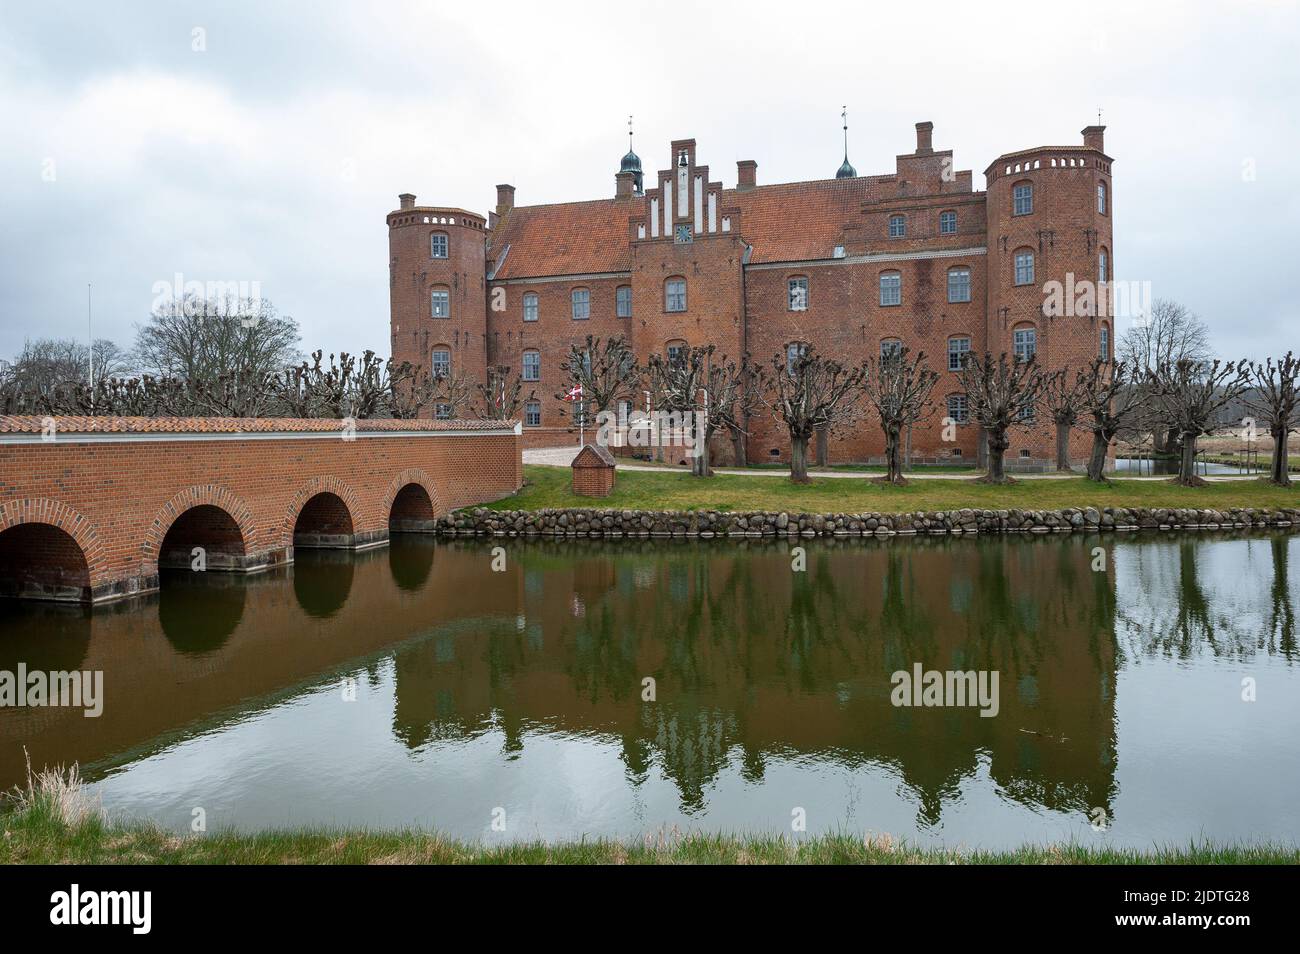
[674,223,693,244]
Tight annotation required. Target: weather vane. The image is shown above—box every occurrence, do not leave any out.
[628,114,633,149]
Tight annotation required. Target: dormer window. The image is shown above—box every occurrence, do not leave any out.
[832,244,846,259]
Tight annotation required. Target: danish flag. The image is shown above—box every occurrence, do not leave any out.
[563,383,584,401]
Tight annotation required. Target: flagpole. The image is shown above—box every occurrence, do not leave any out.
[87,283,93,413]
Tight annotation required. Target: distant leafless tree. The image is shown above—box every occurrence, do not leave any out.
[758,346,865,484]
[1148,358,1251,486]
[862,347,939,485]
[1245,353,1300,487]
[1120,299,1211,454]
[134,293,300,382]
[955,352,1047,484]
[1075,360,1146,482]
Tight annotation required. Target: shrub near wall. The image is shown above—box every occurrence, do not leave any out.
[440,506,1300,538]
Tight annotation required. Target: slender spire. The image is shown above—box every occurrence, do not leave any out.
[628,113,634,152]
[619,113,643,194]
[836,106,857,179]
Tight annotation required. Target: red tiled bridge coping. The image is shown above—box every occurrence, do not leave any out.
[0,416,523,604]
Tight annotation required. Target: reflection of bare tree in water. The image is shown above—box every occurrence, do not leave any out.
[1267,536,1298,659]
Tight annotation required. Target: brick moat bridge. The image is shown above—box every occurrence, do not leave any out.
[0,416,522,604]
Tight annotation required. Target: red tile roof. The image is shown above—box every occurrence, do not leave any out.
[490,198,635,279]
[487,175,891,279]
[0,416,515,435]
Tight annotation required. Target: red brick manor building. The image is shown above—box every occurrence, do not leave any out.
[387,121,1114,466]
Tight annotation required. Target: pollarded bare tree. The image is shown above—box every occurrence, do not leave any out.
[1075,359,1146,482]
[759,346,865,484]
[954,351,1048,484]
[1148,358,1252,487]
[645,345,749,476]
[554,335,640,429]
[1245,353,1300,487]
[862,347,939,485]
[1041,369,1090,472]
[477,364,536,421]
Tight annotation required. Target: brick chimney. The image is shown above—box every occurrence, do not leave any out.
[915,121,934,154]
[615,170,634,199]
[496,183,515,216]
[398,193,416,210]
[737,159,757,192]
[1082,125,1106,152]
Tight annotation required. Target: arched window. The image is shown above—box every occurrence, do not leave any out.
[939,210,957,235]
[786,341,807,373]
[523,292,538,322]
[570,287,590,320]
[664,277,687,312]
[616,285,632,318]
[430,232,448,258]
[1012,181,1033,216]
[431,347,451,378]
[1013,249,1035,286]
[888,214,906,238]
[522,349,540,381]
[1099,324,1111,362]
[947,336,971,371]
[879,270,902,306]
[666,339,687,367]
[430,286,450,318]
[1098,247,1109,283]
[788,276,808,311]
[947,266,971,303]
[880,338,903,360]
[1097,181,1108,215]
[1013,325,1037,361]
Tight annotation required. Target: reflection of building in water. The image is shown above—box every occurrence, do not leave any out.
[388,536,1123,824]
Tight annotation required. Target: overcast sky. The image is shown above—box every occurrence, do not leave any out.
[2,0,1297,365]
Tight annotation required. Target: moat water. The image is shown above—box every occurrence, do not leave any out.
[2,531,1298,848]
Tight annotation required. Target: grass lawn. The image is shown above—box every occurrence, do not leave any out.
[483,465,1300,515]
[3,805,1293,865]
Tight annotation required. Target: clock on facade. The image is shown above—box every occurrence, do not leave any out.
[674,223,693,244]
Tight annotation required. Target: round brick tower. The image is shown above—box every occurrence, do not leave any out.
[387,194,489,412]
[984,125,1114,463]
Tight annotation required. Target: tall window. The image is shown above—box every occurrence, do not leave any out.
[571,288,590,320]
[430,232,448,258]
[523,292,538,322]
[431,288,450,318]
[786,342,806,373]
[879,271,902,306]
[947,267,971,303]
[1013,327,1036,361]
[522,350,540,381]
[665,278,687,312]
[880,338,903,360]
[1013,250,1035,286]
[788,276,808,311]
[1097,182,1108,215]
[431,347,451,378]
[948,336,971,371]
[1100,325,1111,362]
[888,215,906,238]
[939,211,957,234]
[666,341,687,367]
[524,400,541,427]
[1013,182,1033,216]
[1098,249,1109,282]
[616,285,632,318]
[946,394,969,424]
